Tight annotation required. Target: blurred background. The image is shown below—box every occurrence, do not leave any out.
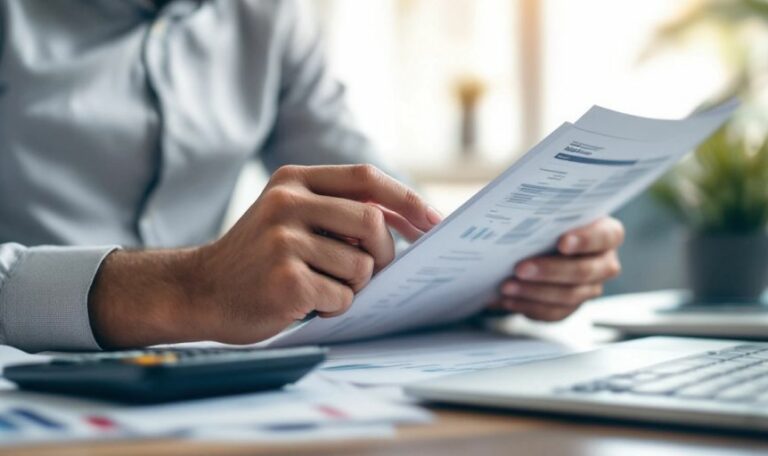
[227,0,768,297]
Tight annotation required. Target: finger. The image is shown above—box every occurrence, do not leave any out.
[378,205,425,243]
[292,164,442,231]
[300,195,396,271]
[515,250,621,285]
[500,298,577,322]
[484,299,515,316]
[306,269,355,318]
[301,234,375,292]
[499,280,603,307]
[558,217,625,255]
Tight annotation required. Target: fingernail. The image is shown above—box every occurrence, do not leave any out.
[502,282,520,296]
[562,235,580,253]
[426,206,443,226]
[517,263,538,279]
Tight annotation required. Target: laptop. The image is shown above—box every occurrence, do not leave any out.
[405,337,768,432]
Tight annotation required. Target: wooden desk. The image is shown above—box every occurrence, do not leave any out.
[10,313,768,455]
[12,407,768,456]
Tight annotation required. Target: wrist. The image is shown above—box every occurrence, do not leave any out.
[88,248,203,349]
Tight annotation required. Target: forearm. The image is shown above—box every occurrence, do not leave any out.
[88,248,202,349]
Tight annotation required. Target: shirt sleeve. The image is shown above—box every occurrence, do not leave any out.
[0,243,119,352]
[260,1,398,177]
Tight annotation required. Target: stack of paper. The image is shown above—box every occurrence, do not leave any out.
[0,372,429,446]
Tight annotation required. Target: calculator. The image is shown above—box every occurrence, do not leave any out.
[3,346,326,403]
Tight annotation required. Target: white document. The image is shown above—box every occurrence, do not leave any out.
[0,392,128,446]
[0,373,430,437]
[0,344,430,446]
[109,382,430,434]
[0,352,429,446]
[269,100,738,348]
[318,327,571,385]
[188,423,395,443]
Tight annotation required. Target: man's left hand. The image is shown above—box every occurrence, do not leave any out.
[488,216,625,321]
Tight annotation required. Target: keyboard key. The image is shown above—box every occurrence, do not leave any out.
[628,372,662,382]
[570,382,600,393]
[603,378,637,392]
[729,345,768,353]
[716,375,768,401]
[703,352,744,361]
[744,351,768,360]
[676,376,743,398]
[563,345,768,402]
[646,359,714,376]
[631,375,699,395]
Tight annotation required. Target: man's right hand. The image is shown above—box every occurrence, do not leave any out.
[88,165,442,348]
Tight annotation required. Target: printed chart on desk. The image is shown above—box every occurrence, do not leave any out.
[319,328,574,385]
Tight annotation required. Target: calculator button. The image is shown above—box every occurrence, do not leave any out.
[125,353,178,366]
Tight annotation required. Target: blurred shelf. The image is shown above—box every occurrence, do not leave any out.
[405,156,515,185]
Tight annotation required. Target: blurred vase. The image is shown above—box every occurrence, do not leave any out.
[686,232,768,303]
[454,76,486,159]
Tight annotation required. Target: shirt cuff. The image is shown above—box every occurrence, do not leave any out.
[0,245,119,352]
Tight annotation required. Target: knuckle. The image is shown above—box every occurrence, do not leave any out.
[348,254,374,291]
[402,187,422,209]
[521,260,545,278]
[613,220,627,246]
[506,280,524,295]
[352,253,374,277]
[264,185,303,211]
[352,164,382,184]
[606,257,622,278]
[360,206,385,233]
[324,286,354,316]
[269,226,300,250]
[275,260,305,285]
[271,165,304,183]
[339,287,355,312]
[377,242,396,269]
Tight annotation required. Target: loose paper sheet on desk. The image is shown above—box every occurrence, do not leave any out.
[0,369,429,446]
[319,327,571,385]
[0,346,427,446]
[268,99,738,348]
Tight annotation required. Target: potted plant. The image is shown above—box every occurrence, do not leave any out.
[653,126,768,302]
[647,0,768,303]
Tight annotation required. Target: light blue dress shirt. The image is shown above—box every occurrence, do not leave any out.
[0,0,387,351]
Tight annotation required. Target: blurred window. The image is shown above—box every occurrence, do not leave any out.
[310,0,727,171]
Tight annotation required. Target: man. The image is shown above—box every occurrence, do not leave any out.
[0,0,624,352]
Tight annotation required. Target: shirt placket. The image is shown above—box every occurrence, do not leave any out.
[137,14,167,247]
[136,1,201,247]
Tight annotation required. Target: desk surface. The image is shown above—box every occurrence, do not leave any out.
[11,309,768,455]
[12,407,768,456]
